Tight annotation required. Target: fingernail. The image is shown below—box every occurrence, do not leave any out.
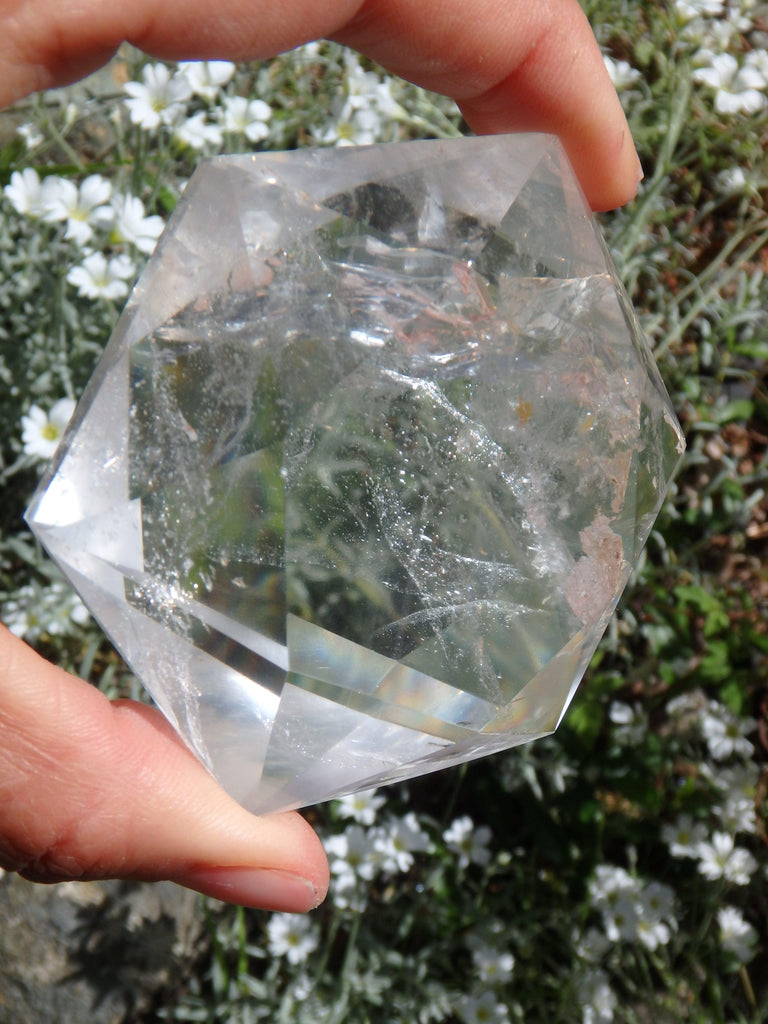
[180,867,321,912]
[636,151,644,183]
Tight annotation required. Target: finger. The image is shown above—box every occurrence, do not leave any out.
[0,626,329,911]
[0,0,638,210]
[336,0,642,211]
[0,0,362,104]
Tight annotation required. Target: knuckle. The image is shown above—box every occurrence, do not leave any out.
[0,832,91,883]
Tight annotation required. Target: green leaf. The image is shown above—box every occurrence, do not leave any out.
[156,185,179,215]
[717,678,745,715]
[711,399,754,424]
[699,640,730,682]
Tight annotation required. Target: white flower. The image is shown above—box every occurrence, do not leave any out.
[344,53,384,104]
[109,194,164,254]
[6,591,46,640]
[178,60,235,101]
[21,398,76,460]
[3,581,88,642]
[265,914,319,965]
[603,56,643,90]
[335,788,386,825]
[292,41,322,63]
[713,762,760,799]
[601,893,640,943]
[123,63,192,129]
[589,864,637,906]
[575,927,611,963]
[17,122,44,150]
[595,875,676,951]
[608,701,634,724]
[2,591,35,638]
[578,969,617,1024]
[674,0,724,20]
[173,111,224,150]
[3,168,53,217]
[716,793,757,835]
[66,252,136,300]
[692,52,767,115]
[609,701,647,742]
[662,814,709,858]
[744,48,768,84]
[718,906,758,963]
[666,689,709,718]
[62,102,78,129]
[69,594,90,626]
[373,812,431,874]
[316,104,383,147]
[634,882,676,951]
[221,96,272,142]
[443,815,493,869]
[639,881,676,921]
[696,832,757,884]
[699,18,739,51]
[356,77,401,119]
[344,53,403,118]
[45,583,88,634]
[471,943,515,983]
[716,167,748,196]
[732,0,760,31]
[330,877,369,912]
[700,705,756,760]
[314,55,402,147]
[325,824,378,890]
[42,174,112,245]
[290,972,313,1001]
[458,990,509,1024]
[710,764,759,834]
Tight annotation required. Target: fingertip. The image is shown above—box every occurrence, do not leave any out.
[104,704,331,903]
[167,804,330,911]
[177,864,327,912]
[569,124,643,212]
[449,0,642,213]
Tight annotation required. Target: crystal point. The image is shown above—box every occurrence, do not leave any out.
[26,136,684,812]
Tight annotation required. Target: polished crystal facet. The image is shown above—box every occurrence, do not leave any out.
[26,136,685,813]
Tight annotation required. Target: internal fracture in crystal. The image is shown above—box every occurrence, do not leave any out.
[26,135,685,813]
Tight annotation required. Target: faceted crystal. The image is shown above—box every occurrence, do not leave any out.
[26,136,685,813]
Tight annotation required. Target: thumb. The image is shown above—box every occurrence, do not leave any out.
[0,626,329,911]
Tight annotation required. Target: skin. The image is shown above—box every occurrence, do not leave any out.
[0,0,641,210]
[0,0,640,911]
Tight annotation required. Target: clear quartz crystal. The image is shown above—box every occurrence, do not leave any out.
[26,136,685,813]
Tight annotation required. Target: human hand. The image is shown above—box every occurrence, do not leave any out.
[0,0,639,911]
[0,626,329,910]
[0,0,641,211]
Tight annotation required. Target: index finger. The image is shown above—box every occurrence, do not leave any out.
[0,0,639,207]
[335,0,641,210]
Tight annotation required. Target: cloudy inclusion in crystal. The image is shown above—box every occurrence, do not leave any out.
[26,136,684,813]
